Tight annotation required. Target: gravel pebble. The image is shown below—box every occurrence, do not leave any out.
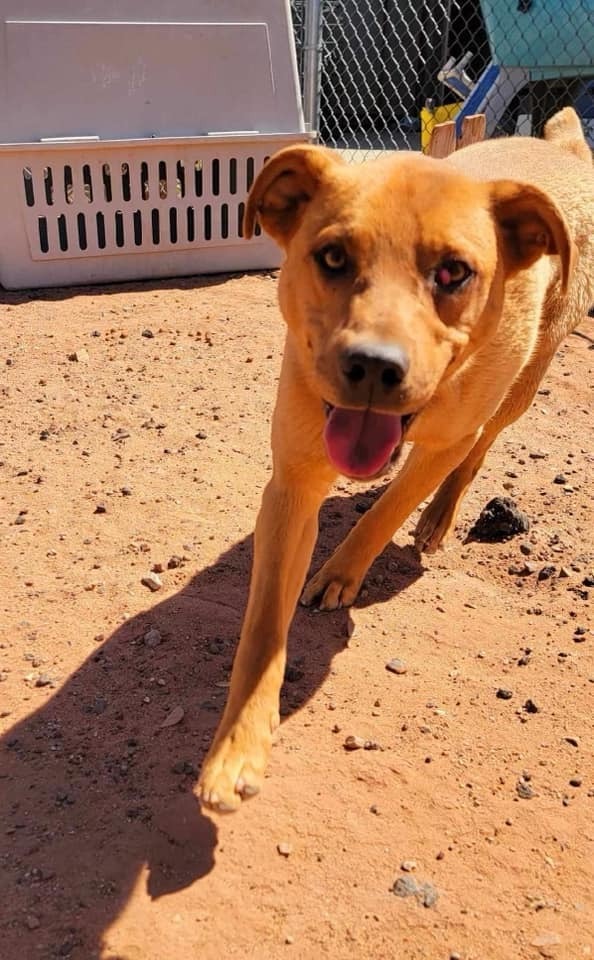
[344,734,366,750]
[516,778,535,799]
[392,875,418,898]
[144,628,162,647]
[468,497,530,542]
[141,572,163,592]
[392,875,438,908]
[523,699,540,714]
[386,657,407,675]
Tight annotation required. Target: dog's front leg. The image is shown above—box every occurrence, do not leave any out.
[302,433,480,611]
[198,473,329,812]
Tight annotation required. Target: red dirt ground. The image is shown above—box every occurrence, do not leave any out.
[1,272,592,960]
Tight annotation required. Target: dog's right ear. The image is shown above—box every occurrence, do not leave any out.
[244,144,342,247]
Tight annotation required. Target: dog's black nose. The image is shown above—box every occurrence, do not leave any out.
[341,341,409,391]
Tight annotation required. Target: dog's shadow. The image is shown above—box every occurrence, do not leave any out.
[1,489,423,958]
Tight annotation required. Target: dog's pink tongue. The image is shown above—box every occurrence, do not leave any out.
[324,407,403,478]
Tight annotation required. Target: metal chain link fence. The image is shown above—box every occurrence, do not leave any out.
[291,0,594,158]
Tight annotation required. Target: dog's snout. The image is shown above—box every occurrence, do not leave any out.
[341,342,409,392]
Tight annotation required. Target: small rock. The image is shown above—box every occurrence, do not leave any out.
[386,658,407,675]
[344,735,366,751]
[35,674,53,688]
[277,842,293,857]
[496,688,513,700]
[418,882,439,908]
[400,859,417,872]
[69,348,89,362]
[564,737,579,748]
[284,663,304,683]
[24,915,40,930]
[509,562,535,576]
[553,474,566,485]
[121,485,133,496]
[468,497,530,543]
[392,875,418,898]
[392,875,438,908]
[516,778,535,799]
[172,760,195,775]
[538,565,556,582]
[195,430,208,440]
[569,777,582,787]
[142,572,162,592]
[94,503,107,514]
[151,562,164,574]
[523,699,540,714]
[142,329,155,339]
[144,628,162,647]
[167,555,183,569]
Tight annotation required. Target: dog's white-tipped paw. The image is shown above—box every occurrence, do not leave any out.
[197,718,274,813]
[301,565,362,610]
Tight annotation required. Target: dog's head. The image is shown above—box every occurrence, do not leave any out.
[245,144,573,479]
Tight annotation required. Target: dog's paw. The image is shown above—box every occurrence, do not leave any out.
[414,501,454,554]
[301,562,363,610]
[197,716,275,813]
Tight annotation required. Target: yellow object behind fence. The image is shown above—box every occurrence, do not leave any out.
[420,103,461,153]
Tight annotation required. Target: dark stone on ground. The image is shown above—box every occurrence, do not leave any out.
[468,497,530,543]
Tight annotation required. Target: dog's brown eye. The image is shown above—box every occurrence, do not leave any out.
[315,244,348,274]
[434,259,472,293]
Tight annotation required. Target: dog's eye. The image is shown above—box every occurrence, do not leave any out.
[315,244,349,275]
[434,259,473,293]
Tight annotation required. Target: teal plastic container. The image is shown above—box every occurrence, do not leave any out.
[479,0,594,76]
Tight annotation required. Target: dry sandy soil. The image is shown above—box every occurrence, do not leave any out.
[1,272,592,960]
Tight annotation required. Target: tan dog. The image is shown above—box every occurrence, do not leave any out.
[198,108,594,812]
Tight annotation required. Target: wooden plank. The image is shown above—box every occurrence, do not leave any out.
[457,114,487,150]
[428,120,457,158]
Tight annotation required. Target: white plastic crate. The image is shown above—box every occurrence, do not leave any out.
[0,133,305,288]
[0,2,307,289]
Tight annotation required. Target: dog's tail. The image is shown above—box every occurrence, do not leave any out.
[543,107,592,164]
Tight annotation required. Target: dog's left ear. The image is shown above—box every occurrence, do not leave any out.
[491,181,575,293]
[244,144,343,247]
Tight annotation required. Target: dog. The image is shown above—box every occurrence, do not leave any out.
[198,108,594,811]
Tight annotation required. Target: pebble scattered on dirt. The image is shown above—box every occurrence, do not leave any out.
[467,496,530,542]
[392,874,439,908]
[386,657,407,675]
[141,572,163,592]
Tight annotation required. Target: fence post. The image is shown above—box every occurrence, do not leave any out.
[302,0,324,136]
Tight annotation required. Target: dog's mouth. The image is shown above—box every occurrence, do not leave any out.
[323,402,413,479]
